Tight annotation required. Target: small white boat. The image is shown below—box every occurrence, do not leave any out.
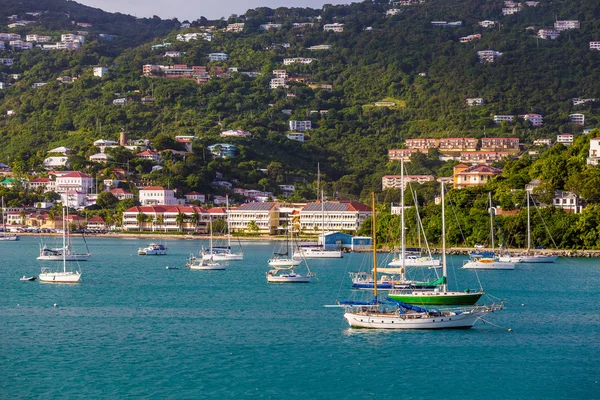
[186,254,226,270]
[292,246,343,259]
[165,266,178,270]
[497,255,523,263]
[20,276,36,281]
[37,245,90,261]
[266,266,315,283]
[462,257,514,270]
[388,254,441,268]
[268,256,302,267]
[519,254,558,263]
[138,243,167,255]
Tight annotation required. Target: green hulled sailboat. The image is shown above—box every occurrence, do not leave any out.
[388,175,483,306]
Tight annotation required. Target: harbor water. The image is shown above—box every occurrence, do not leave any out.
[1,236,598,398]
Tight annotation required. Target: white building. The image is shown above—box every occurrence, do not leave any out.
[590,42,600,50]
[556,133,574,145]
[538,29,560,40]
[572,98,595,106]
[299,200,370,233]
[307,45,332,50]
[270,77,288,89]
[478,50,502,63]
[208,53,228,61]
[493,115,515,123]
[220,129,252,138]
[43,157,69,169]
[287,133,305,142]
[139,186,177,206]
[184,191,206,203]
[283,57,314,65]
[323,23,344,32]
[260,23,282,30]
[89,153,112,163]
[55,172,94,194]
[225,23,245,32]
[521,113,544,127]
[502,7,521,15]
[587,137,600,165]
[382,175,435,189]
[533,138,553,146]
[466,98,484,106]
[93,66,108,78]
[553,191,583,213]
[479,20,498,28]
[0,58,14,66]
[569,113,585,125]
[289,120,312,132]
[554,20,580,31]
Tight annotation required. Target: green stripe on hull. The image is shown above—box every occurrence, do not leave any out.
[388,292,483,305]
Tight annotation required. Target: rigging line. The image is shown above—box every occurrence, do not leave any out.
[478,317,512,332]
[530,195,559,248]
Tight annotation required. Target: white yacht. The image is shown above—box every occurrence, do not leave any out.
[138,243,167,255]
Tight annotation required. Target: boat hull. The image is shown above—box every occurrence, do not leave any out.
[268,258,302,267]
[519,255,558,263]
[39,271,81,283]
[0,235,19,241]
[388,257,441,267]
[190,265,226,270]
[201,253,243,261]
[462,259,514,270]
[343,309,484,329]
[293,250,343,259]
[266,273,312,283]
[37,254,90,261]
[387,291,483,305]
[497,256,523,263]
[138,250,167,255]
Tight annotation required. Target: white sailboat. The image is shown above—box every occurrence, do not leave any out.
[293,189,343,259]
[518,192,558,263]
[0,197,19,241]
[201,198,244,261]
[340,190,501,330]
[39,207,82,284]
[269,226,301,267]
[186,253,226,270]
[266,245,315,283]
[463,193,514,270]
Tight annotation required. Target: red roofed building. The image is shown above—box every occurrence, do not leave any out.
[122,205,224,232]
[28,177,55,192]
[55,172,93,194]
[86,216,107,230]
[453,164,503,189]
[109,188,134,200]
[135,150,160,161]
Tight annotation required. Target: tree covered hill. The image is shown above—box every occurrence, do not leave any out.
[0,0,599,202]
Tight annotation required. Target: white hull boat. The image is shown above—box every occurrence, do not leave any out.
[519,255,558,263]
[201,252,243,261]
[0,235,19,241]
[268,257,302,267]
[138,243,167,255]
[388,255,441,268]
[343,306,492,329]
[293,248,343,259]
[186,255,226,270]
[39,270,81,283]
[497,255,523,263]
[462,258,514,270]
[266,269,315,283]
[38,245,90,261]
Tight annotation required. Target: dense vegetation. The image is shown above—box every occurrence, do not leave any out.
[1,0,600,247]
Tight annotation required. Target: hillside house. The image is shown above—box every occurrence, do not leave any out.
[453,164,503,189]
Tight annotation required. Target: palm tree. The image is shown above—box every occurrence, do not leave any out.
[175,212,186,232]
[146,214,154,231]
[190,211,200,232]
[156,214,165,231]
[136,212,145,231]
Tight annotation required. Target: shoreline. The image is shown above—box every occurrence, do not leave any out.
[13,233,600,257]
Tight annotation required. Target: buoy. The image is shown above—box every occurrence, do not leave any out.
[508,328,513,332]
[521,304,525,307]
[53,303,57,307]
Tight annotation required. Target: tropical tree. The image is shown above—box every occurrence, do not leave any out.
[175,211,186,232]
[136,212,145,231]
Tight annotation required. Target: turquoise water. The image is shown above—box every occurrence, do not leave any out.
[1,236,599,398]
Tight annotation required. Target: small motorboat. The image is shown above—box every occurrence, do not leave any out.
[20,276,36,281]
[165,266,178,270]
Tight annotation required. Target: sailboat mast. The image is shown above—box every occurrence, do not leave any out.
[489,192,494,251]
[226,195,231,249]
[372,192,377,300]
[401,159,406,279]
[321,189,325,247]
[62,206,67,273]
[527,191,531,251]
[441,181,447,292]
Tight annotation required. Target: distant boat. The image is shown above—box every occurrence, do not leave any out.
[138,242,167,255]
[38,244,91,261]
[0,197,19,241]
[267,232,315,283]
[268,227,301,267]
[20,276,36,281]
[39,207,82,284]
[186,254,226,270]
[463,193,514,270]
[201,202,244,261]
[165,265,178,270]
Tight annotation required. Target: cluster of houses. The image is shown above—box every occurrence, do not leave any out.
[538,20,580,40]
[0,32,85,51]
